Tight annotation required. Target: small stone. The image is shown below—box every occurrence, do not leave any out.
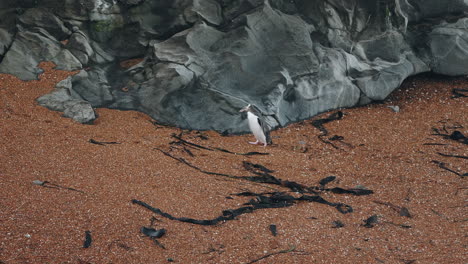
[355,184,367,190]
[387,105,400,112]
[32,180,45,186]
[332,220,345,228]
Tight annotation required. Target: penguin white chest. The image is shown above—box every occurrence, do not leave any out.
[247,112,266,144]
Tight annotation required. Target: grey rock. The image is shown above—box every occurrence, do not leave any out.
[66,30,94,65]
[37,76,96,124]
[89,41,115,64]
[407,0,468,22]
[37,76,75,111]
[387,105,400,112]
[63,101,96,124]
[37,88,75,112]
[18,8,71,40]
[0,29,81,80]
[53,49,83,72]
[118,0,145,6]
[0,28,12,56]
[0,0,467,132]
[32,180,45,186]
[71,68,114,107]
[193,0,223,25]
[55,76,73,90]
[430,18,468,76]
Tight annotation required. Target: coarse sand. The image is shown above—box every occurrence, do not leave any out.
[0,62,466,263]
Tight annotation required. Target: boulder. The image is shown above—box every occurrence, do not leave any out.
[430,18,468,76]
[192,0,223,25]
[66,28,94,65]
[0,29,81,80]
[63,101,96,124]
[37,76,96,124]
[18,8,71,40]
[0,28,12,57]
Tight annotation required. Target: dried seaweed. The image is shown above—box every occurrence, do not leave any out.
[319,176,336,186]
[89,139,120,145]
[108,240,134,251]
[235,191,354,214]
[242,161,319,194]
[142,147,374,226]
[437,152,468,160]
[331,220,344,228]
[432,160,467,178]
[242,161,275,174]
[141,227,166,238]
[83,231,92,248]
[182,147,195,157]
[326,187,373,196]
[156,147,373,196]
[171,134,213,151]
[451,88,468,98]
[363,215,379,228]
[132,190,356,226]
[156,148,242,179]
[432,129,467,145]
[132,199,253,225]
[430,209,450,221]
[423,143,447,146]
[399,207,412,217]
[384,221,411,229]
[246,245,297,264]
[32,180,85,193]
[373,200,412,218]
[448,131,468,144]
[269,224,277,236]
[202,244,225,255]
[311,111,343,134]
[140,227,166,248]
[311,111,347,149]
[329,135,344,141]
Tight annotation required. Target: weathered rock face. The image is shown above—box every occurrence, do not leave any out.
[0,0,467,132]
[36,76,96,124]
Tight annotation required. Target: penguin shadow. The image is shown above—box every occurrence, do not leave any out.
[168,131,270,157]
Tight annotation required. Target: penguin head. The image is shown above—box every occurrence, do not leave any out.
[239,104,252,113]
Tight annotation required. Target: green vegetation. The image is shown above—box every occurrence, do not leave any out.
[91,19,123,33]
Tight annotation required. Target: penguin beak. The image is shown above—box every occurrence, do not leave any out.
[239,104,250,112]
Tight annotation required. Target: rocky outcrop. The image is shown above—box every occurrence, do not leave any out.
[429,18,468,76]
[36,76,96,124]
[0,0,467,132]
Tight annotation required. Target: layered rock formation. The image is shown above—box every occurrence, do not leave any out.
[0,0,467,132]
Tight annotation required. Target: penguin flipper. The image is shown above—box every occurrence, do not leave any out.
[257,118,272,144]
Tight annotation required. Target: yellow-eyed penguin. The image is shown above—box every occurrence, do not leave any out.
[239,104,272,146]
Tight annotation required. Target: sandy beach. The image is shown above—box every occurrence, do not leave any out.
[0,62,466,263]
